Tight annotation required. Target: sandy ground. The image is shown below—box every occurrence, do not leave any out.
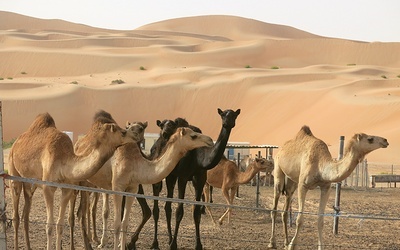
[3,180,400,249]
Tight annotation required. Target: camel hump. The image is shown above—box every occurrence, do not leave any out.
[29,112,56,131]
[298,125,313,137]
[93,110,116,124]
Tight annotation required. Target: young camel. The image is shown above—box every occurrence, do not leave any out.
[204,156,274,225]
[8,111,134,250]
[268,125,389,250]
[82,126,213,250]
[72,120,148,249]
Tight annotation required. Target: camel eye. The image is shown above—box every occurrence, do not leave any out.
[191,134,198,140]
[367,138,374,143]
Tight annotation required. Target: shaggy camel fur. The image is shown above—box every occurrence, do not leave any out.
[85,126,213,250]
[8,111,134,250]
[268,126,389,250]
[204,156,274,225]
[72,120,147,249]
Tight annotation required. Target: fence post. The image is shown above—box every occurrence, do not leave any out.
[236,152,241,198]
[255,151,261,208]
[0,102,7,249]
[333,135,345,235]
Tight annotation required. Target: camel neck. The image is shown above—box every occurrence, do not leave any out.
[202,126,232,170]
[237,164,260,185]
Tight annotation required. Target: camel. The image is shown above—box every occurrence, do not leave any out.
[8,110,135,250]
[268,125,389,250]
[204,155,273,225]
[79,123,213,250]
[127,108,241,250]
[71,119,148,249]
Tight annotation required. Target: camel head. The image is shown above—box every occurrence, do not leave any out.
[253,157,274,172]
[218,108,241,128]
[157,119,179,139]
[346,133,389,156]
[126,121,148,143]
[168,127,214,150]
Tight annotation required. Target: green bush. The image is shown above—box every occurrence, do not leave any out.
[21,71,27,74]
[70,81,78,84]
[271,66,280,69]
[7,77,13,80]
[347,63,356,66]
[245,65,251,68]
[3,138,16,149]
[381,75,387,79]
[139,66,146,70]
[0,78,3,80]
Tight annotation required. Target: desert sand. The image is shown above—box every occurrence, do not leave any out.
[1,11,400,168]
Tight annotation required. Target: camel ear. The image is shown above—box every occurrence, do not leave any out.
[235,109,241,115]
[126,121,131,127]
[217,108,223,115]
[143,121,148,129]
[356,133,364,142]
[156,120,162,127]
[180,127,186,136]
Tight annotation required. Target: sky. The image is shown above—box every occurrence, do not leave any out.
[1,0,400,42]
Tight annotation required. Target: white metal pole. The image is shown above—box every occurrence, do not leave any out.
[0,101,8,249]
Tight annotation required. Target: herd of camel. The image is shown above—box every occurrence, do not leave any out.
[7,108,389,250]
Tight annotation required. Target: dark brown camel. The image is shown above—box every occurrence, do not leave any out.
[127,108,240,250]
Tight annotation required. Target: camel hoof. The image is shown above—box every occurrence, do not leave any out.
[267,243,277,249]
[218,220,223,226]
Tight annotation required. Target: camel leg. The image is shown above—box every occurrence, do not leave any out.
[89,191,100,243]
[282,178,297,247]
[56,188,75,250]
[98,193,109,248]
[22,183,36,250]
[192,172,207,250]
[113,193,124,250]
[203,183,216,224]
[126,184,152,250]
[11,180,22,250]
[164,175,177,247]
[218,186,232,225]
[288,185,308,250]
[317,185,331,250]
[227,187,237,223]
[120,186,138,250]
[77,190,93,250]
[43,185,57,250]
[150,182,163,250]
[268,167,285,249]
[68,190,78,250]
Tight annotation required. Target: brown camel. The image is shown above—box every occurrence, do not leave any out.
[204,156,273,225]
[71,120,148,249]
[268,126,389,250]
[8,111,135,250]
[83,126,213,250]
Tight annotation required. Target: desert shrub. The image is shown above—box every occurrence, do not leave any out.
[3,138,16,149]
[139,66,146,70]
[111,79,125,84]
[70,81,78,84]
[347,63,356,66]
[7,77,13,80]
[21,71,27,74]
[381,75,387,79]
[245,65,251,68]
[271,66,280,69]
[0,78,3,80]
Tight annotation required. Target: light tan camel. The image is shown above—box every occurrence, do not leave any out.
[204,156,274,225]
[8,111,135,250]
[268,125,389,250]
[83,126,213,250]
[71,120,147,249]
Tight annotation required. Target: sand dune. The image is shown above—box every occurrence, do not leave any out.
[0,11,399,166]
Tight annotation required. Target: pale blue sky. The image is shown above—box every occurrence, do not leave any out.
[1,0,399,42]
